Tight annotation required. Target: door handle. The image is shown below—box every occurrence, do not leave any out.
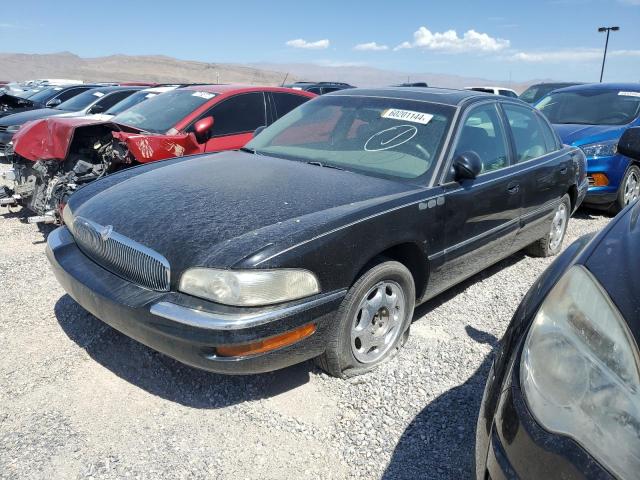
[507,183,520,194]
[559,167,568,174]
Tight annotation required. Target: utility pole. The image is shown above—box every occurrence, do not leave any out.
[598,26,620,83]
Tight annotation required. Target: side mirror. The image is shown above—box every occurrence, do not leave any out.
[253,125,266,138]
[618,127,640,161]
[88,103,105,114]
[453,151,483,180]
[194,116,214,143]
[46,98,62,107]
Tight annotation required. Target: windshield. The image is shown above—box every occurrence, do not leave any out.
[537,89,640,126]
[105,90,160,116]
[112,89,215,133]
[22,87,57,102]
[56,89,108,111]
[246,95,454,183]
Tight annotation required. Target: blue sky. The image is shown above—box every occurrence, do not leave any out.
[1,0,639,82]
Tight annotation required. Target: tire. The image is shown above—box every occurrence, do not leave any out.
[526,194,571,258]
[315,259,415,378]
[611,164,640,215]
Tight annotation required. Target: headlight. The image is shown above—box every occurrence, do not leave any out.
[579,140,618,158]
[179,268,320,306]
[62,203,74,230]
[6,125,21,133]
[521,265,640,480]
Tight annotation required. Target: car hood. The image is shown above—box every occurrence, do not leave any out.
[553,123,627,147]
[13,117,141,161]
[69,151,420,280]
[585,200,640,343]
[0,107,65,127]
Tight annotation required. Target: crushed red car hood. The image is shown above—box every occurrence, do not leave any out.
[111,131,201,163]
[12,117,142,162]
[13,116,202,163]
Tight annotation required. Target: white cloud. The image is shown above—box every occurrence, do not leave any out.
[394,26,510,53]
[285,38,330,50]
[354,42,389,51]
[511,48,640,62]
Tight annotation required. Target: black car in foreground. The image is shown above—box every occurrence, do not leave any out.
[475,127,640,479]
[47,87,587,377]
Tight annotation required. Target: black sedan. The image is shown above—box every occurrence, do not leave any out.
[47,87,588,377]
[475,127,640,479]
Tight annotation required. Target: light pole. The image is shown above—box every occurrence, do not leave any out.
[598,26,620,83]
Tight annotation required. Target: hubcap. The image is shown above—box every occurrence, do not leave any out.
[623,171,640,205]
[549,202,568,251]
[351,281,406,364]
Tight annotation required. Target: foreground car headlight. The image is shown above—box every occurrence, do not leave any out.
[521,265,640,479]
[179,268,320,306]
[62,203,74,230]
[579,140,618,158]
[6,125,21,133]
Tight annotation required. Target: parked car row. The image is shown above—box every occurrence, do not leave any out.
[1,84,316,222]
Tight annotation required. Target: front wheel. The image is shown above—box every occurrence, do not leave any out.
[611,164,640,214]
[526,194,571,258]
[315,259,415,378]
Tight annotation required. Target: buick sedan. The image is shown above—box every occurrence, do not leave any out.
[47,88,588,377]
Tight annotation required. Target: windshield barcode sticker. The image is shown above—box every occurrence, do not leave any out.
[92,92,105,97]
[619,91,640,98]
[382,109,433,124]
[192,91,215,99]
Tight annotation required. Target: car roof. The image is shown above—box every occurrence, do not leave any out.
[180,84,315,95]
[553,82,640,94]
[86,85,145,94]
[330,87,494,107]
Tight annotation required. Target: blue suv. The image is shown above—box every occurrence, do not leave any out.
[537,83,640,213]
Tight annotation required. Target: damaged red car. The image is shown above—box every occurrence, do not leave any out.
[2,85,315,222]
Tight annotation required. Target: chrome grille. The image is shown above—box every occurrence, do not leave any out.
[0,126,7,133]
[72,216,170,291]
[587,175,595,187]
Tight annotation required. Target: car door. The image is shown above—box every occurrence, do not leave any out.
[427,101,524,295]
[199,92,267,152]
[501,103,574,249]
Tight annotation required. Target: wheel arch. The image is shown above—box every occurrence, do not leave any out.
[353,242,429,300]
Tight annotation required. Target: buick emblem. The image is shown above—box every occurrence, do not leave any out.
[100,225,114,241]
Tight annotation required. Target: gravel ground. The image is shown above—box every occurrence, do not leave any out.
[0,162,611,480]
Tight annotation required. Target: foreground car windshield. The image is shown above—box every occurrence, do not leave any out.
[113,89,215,133]
[537,89,640,126]
[247,95,454,182]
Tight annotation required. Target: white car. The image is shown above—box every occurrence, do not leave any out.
[81,85,180,121]
[465,86,519,98]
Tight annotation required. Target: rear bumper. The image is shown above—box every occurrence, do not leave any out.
[47,227,345,374]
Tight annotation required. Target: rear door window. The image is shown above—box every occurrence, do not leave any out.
[272,92,309,119]
[503,104,551,162]
[94,90,135,111]
[56,87,91,102]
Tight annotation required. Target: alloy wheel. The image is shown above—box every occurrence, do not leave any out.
[549,202,568,251]
[623,170,640,205]
[350,281,406,364]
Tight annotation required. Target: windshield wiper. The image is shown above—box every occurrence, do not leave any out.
[240,147,256,154]
[306,161,344,171]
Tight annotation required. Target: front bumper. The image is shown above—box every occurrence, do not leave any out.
[583,153,630,206]
[47,227,345,374]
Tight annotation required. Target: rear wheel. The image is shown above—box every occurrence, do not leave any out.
[526,194,570,257]
[315,259,415,378]
[611,164,640,214]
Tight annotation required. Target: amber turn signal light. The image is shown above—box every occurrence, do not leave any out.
[591,173,609,187]
[216,323,316,357]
